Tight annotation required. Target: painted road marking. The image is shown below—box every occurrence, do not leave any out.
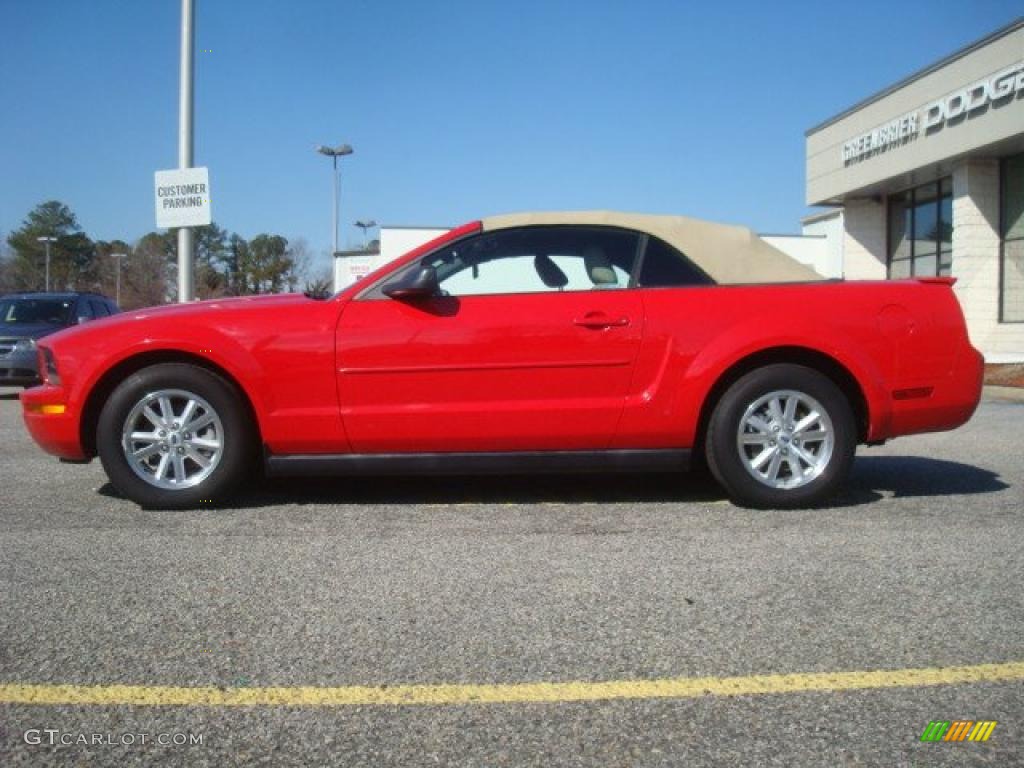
[1,661,1022,708]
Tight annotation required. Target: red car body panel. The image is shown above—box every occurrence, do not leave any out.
[336,290,644,451]
[21,222,983,466]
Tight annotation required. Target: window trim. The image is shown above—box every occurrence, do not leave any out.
[358,224,716,300]
[1000,153,1024,324]
[886,177,952,279]
[360,225,647,300]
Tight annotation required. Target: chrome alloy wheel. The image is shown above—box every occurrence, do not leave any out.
[736,389,834,490]
[121,389,225,490]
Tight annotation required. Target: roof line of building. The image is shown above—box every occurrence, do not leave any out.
[801,208,843,225]
[759,232,826,239]
[805,16,1024,136]
[333,248,380,257]
[379,224,453,231]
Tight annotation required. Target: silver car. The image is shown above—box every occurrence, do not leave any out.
[0,292,120,386]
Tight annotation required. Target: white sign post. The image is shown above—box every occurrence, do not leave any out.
[155,167,211,229]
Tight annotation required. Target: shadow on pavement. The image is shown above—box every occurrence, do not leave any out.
[96,454,1009,510]
[840,455,1009,502]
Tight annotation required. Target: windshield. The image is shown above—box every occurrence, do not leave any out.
[0,298,73,326]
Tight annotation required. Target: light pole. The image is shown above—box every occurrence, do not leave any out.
[177,0,195,303]
[315,143,353,290]
[37,236,57,291]
[111,253,127,305]
[355,219,377,248]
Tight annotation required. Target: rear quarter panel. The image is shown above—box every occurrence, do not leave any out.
[613,280,977,448]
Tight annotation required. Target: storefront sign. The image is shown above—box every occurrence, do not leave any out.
[842,60,1024,164]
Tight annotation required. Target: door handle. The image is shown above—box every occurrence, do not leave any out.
[573,313,630,329]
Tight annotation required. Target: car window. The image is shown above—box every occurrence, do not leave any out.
[638,236,714,287]
[89,299,109,317]
[76,299,95,322]
[424,226,640,297]
[0,298,74,325]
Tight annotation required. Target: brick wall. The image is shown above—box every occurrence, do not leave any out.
[842,199,887,280]
[952,159,1024,362]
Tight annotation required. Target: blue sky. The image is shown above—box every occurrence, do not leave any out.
[1,0,1021,273]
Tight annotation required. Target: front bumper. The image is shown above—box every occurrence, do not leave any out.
[20,384,89,461]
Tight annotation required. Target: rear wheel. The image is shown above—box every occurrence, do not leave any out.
[97,363,255,509]
[705,364,856,508]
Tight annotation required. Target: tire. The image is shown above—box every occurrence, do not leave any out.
[97,363,255,509]
[705,364,856,509]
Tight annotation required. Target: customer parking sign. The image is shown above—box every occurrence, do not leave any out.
[154,167,212,228]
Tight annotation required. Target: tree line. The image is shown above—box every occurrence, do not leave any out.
[0,201,332,309]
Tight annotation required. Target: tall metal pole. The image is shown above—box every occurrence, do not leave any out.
[112,253,126,305]
[332,155,339,260]
[316,143,352,292]
[37,236,56,291]
[177,0,195,303]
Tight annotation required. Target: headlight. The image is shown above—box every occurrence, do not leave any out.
[39,346,60,386]
[13,338,37,353]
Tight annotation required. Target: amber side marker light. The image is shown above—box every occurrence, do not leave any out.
[26,404,67,415]
[893,387,934,401]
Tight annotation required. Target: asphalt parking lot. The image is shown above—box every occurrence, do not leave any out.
[1,388,1022,767]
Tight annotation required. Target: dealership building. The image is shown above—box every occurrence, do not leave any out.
[805,18,1024,362]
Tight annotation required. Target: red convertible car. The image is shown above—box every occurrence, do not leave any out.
[21,211,983,509]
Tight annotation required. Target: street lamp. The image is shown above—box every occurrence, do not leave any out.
[315,143,354,289]
[355,219,377,248]
[111,253,127,306]
[36,236,57,291]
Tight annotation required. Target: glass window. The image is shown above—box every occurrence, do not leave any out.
[0,298,73,325]
[888,191,911,277]
[887,178,952,278]
[75,300,95,322]
[889,258,911,279]
[424,226,640,297]
[638,236,713,287]
[89,299,110,317]
[1004,154,1024,241]
[912,183,939,256]
[939,178,953,254]
[1002,153,1024,322]
[1002,241,1024,323]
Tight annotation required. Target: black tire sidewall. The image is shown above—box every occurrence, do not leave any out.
[97,363,254,509]
[706,364,856,509]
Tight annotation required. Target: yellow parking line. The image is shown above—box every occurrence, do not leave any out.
[2,661,1022,708]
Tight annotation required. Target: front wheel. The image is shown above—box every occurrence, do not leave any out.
[705,364,856,509]
[97,363,255,509]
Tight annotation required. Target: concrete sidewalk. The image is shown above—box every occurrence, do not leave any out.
[984,385,1024,403]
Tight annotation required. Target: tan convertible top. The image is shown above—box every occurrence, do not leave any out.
[481,210,821,284]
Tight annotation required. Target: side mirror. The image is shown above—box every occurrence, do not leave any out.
[77,315,91,325]
[382,265,440,300]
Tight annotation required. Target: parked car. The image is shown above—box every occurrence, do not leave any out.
[1,292,120,386]
[21,212,982,509]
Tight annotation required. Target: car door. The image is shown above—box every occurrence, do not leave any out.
[335,225,645,452]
